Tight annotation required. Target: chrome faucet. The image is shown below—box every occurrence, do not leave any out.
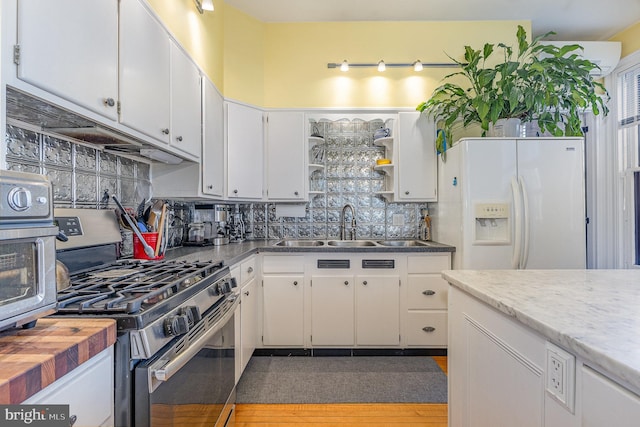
[340,204,357,240]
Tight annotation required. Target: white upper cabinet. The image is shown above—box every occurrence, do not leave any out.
[266,112,306,201]
[119,0,171,144]
[397,112,437,201]
[15,0,119,121]
[169,41,201,160]
[226,102,264,200]
[203,78,224,198]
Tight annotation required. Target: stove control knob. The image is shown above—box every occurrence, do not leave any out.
[164,314,190,337]
[163,306,202,337]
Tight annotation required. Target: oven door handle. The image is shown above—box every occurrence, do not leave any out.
[150,296,239,388]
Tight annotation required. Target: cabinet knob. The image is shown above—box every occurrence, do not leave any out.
[207,185,213,190]
[244,291,250,296]
[422,290,436,296]
[293,281,298,286]
[422,326,436,333]
[247,267,253,273]
[233,189,238,194]
[162,128,170,135]
[103,97,115,107]
[294,191,299,196]
[405,191,410,195]
[69,414,78,426]
[176,136,183,142]
[344,281,349,286]
[362,281,368,286]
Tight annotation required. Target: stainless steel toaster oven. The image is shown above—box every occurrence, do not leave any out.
[0,170,58,331]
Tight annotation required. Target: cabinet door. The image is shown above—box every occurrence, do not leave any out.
[263,275,304,346]
[397,112,437,201]
[240,278,258,373]
[266,112,305,200]
[119,0,171,143]
[582,366,640,427]
[24,347,113,426]
[202,78,224,197]
[356,275,400,345]
[226,103,264,199]
[170,41,201,159]
[16,0,118,120]
[311,275,355,346]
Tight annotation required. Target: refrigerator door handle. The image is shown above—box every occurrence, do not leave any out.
[519,176,531,269]
[511,177,523,269]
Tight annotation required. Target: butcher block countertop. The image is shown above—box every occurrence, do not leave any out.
[0,318,116,404]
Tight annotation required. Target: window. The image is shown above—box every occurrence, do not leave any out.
[618,64,640,266]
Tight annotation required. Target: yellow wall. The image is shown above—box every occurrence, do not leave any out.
[223,6,266,105]
[263,21,530,109]
[145,0,225,90]
[610,21,640,58]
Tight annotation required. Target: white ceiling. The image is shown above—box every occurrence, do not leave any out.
[224,0,639,41]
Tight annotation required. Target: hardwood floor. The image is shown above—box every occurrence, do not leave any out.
[235,356,448,426]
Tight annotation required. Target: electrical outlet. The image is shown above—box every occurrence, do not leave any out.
[546,342,576,413]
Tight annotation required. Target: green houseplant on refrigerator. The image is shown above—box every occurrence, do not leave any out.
[417,25,609,139]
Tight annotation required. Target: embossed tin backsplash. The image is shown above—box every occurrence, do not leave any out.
[240,118,430,240]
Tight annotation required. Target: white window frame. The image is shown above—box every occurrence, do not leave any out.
[605,49,640,269]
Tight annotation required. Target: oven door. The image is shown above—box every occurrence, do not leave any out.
[135,295,239,427]
[0,227,58,330]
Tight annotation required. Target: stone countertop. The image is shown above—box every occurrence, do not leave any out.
[0,318,116,404]
[442,269,640,393]
[165,239,455,266]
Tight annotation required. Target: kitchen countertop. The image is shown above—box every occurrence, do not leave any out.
[442,269,640,393]
[165,239,455,266]
[0,318,116,404]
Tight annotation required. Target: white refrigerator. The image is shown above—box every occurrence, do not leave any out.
[433,137,586,270]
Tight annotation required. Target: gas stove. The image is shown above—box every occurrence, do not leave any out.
[57,258,235,358]
[53,208,239,427]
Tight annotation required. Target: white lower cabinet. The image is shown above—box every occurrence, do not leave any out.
[258,252,449,349]
[582,366,640,427]
[262,275,304,346]
[24,347,114,427]
[240,277,257,373]
[355,275,400,346]
[311,275,355,346]
[232,255,258,382]
[449,284,640,427]
[406,254,451,347]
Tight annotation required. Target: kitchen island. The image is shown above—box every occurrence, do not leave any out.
[444,269,640,427]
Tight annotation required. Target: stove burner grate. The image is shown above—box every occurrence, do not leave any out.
[57,259,224,314]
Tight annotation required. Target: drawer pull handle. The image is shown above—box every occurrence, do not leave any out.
[247,267,253,273]
[293,281,298,286]
[423,290,436,296]
[422,326,436,333]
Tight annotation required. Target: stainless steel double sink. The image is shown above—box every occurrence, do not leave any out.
[273,239,437,248]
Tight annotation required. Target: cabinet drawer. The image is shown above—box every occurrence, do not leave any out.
[407,275,448,309]
[406,311,448,347]
[240,256,257,284]
[24,347,113,426]
[407,255,450,274]
[262,255,304,273]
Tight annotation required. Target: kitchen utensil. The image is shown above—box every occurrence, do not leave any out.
[112,195,155,258]
[155,203,167,257]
